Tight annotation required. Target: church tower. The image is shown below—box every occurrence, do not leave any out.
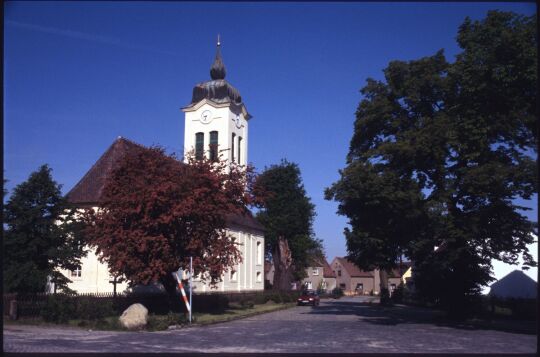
[182,37,251,166]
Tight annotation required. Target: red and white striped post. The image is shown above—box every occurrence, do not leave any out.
[174,272,191,316]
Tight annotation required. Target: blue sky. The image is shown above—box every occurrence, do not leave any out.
[4,1,537,285]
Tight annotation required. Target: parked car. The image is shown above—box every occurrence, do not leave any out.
[297,290,320,306]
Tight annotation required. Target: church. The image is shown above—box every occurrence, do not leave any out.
[56,39,265,294]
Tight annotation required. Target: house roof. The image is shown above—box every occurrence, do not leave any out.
[323,260,336,278]
[489,270,537,299]
[335,257,373,278]
[66,136,264,232]
[67,137,145,205]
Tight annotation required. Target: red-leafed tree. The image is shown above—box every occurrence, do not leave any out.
[84,146,257,295]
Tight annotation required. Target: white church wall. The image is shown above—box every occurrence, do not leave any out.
[58,246,129,294]
[190,228,264,293]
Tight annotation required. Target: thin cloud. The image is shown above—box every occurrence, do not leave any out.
[6,20,180,57]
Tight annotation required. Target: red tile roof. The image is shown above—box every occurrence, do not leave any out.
[66,137,264,232]
[322,260,336,278]
[336,257,373,278]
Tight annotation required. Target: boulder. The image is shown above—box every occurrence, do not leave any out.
[119,303,148,330]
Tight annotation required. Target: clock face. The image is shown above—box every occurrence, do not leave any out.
[200,110,212,124]
[234,114,242,128]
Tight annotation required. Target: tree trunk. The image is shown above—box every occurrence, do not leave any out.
[272,237,294,291]
[379,269,391,305]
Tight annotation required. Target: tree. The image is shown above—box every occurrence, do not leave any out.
[326,11,537,315]
[255,160,322,290]
[3,165,87,293]
[84,146,255,296]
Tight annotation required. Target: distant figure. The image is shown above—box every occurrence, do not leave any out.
[489,270,537,299]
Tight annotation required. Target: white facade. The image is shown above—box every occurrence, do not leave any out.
[189,229,264,292]
[182,99,249,166]
[57,247,129,294]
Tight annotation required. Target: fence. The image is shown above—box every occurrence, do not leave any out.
[3,290,301,319]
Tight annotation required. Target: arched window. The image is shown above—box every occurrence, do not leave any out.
[238,136,242,164]
[195,132,204,160]
[231,133,236,162]
[209,131,218,161]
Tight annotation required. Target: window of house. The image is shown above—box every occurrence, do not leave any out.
[338,270,342,277]
[257,241,262,265]
[256,271,262,282]
[238,136,242,163]
[339,283,346,289]
[312,268,319,276]
[356,283,363,291]
[71,266,82,278]
[306,281,313,290]
[230,270,237,281]
[195,132,204,160]
[209,131,218,161]
[231,133,236,162]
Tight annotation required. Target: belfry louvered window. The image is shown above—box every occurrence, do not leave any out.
[195,132,204,160]
[210,131,218,161]
[231,133,236,162]
[238,136,242,164]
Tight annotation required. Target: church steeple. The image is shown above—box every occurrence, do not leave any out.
[210,34,226,80]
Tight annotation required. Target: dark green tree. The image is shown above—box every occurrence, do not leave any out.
[255,160,322,290]
[326,11,537,316]
[3,165,87,293]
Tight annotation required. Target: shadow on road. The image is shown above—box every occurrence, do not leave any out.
[303,299,537,335]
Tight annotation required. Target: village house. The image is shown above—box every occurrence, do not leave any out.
[53,39,265,294]
[302,258,336,292]
[330,257,409,296]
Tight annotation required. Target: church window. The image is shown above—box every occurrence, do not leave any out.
[256,271,262,282]
[210,131,218,161]
[230,270,237,281]
[195,132,204,160]
[231,133,236,162]
[257,241,262,265]
[238,136,242,163]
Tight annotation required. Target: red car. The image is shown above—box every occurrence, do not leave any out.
[297,290,320,306]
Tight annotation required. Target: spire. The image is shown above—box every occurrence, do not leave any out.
[210,34,226,80]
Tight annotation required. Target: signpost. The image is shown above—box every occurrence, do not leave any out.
[189,257,193,324]
[174,257,193,324]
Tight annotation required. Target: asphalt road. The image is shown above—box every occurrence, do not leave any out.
[3,296,536,353]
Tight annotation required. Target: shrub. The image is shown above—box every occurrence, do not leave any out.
[77,297,114,320]
[41,294,76,323]
[240,300,255,308]
[332,287,344,297]
[390,284,404,304]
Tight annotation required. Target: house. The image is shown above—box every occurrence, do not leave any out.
[330,257,408,296]
[302,258,336,292]
[55,39,265,294]
[489,270,537,299]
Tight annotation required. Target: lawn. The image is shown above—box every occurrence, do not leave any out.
[4,301,296,332]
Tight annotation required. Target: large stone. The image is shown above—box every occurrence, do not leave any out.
[119,303,148,330]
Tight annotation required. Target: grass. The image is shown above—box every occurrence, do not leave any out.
[4,301,296,332]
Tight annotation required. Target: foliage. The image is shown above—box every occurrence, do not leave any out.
[255,160,323,287]
[84,146,256,295]
[326,11,537,317]
[3,165,87,293]
[41,294,77,323]
[332,287,344,297]
[76,297,114,320]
